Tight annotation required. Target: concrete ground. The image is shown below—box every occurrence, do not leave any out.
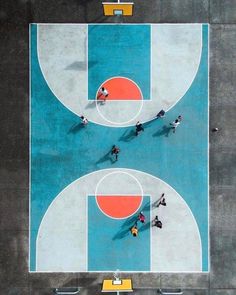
[0,0,236,294]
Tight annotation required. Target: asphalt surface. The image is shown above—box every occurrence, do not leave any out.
[0,0,236,294]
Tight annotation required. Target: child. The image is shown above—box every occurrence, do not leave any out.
[135,121,144,136]
[157,193,166,207]
[111,145,120,161]
[156,110,165,118]
[97,87,109,103]
[153,216,162,228]
[170,119,180,133]
[131,224,138,237]
[80,115,88,125]
[138,211,145,223]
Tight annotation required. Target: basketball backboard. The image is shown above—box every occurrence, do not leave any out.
[102,2,134,16]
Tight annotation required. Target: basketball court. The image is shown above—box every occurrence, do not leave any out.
[30,24,209,273]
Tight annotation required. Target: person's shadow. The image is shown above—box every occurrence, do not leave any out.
[68,122,84,134]
[96,151,113,165]
[119,129,136,142]
[153,125,172,138]
[112,215,137,240]
[139,221,151,232]
[112,228,130,240]
[85,101,96,109]
[121,215,138,228]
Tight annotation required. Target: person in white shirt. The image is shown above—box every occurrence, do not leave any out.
[97,87,109,103]
[170,119,180,133]
[80,115,88,125]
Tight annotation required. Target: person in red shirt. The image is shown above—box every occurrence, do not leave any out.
[111,145,120,161]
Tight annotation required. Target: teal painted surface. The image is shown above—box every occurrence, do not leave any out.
[88,25,151,100]
[88,196,150,271]
[30,24,208,271]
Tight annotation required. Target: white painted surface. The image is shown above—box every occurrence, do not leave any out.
[37,24,88,116]
[37,24,202,127]
[151,24,202,111]
[36,169,201,272]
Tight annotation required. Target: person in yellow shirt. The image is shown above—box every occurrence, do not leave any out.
[130,223,138,237]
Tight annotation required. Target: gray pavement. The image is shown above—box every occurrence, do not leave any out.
[1,0,236,293]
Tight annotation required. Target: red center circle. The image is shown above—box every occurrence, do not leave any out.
[97,77,142,100]
[96,195,142,218]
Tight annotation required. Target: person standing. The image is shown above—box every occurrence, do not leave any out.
[111,145,120,161]
[156,110,165,118]
[153,216,162,228]
[170,119,180,133]
[80,115,88,125]
[138,211,145,223]
[135,121,144,136]
[157,193,166,207]
[131,223,138,237]
[177,115,183,122]
[97,87,109,103]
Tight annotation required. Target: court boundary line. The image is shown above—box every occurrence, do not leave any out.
[207,24,210,273]
[29,23,209,272]
[29,23,32,272]
[86,193,88,271]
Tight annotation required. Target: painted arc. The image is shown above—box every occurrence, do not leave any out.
[37,24,202,127]
[96,195,142,219]
[95,171,143,196]
[36,168,202,272]
[97,77,142,100]
[95,77,143,125]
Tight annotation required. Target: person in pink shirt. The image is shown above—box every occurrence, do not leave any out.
[138,211,145,223]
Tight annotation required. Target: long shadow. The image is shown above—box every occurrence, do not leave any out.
[140,201,151,212]
[96,151,113,165]
[68,122,84,134]
[65,61,86,71]
[112,228,130,240]
[153,125,172,138]
[112,205,153,240]
[119,129,136,142]
[139,221,151,232]
[152,197,162,209]
[85,101,96,109]
[121,215,138,228]
[142,117,157,129]
[152,196,164,209]
[65,61,98,71]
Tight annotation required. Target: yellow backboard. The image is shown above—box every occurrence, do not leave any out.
[102,279,133,292]
[102,2,134,16]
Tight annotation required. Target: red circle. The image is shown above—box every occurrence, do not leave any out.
[96,195,142,218]
[98,77,142,101]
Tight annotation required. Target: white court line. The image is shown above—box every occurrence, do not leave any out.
[95,170,144,220]
[29,23,32,272]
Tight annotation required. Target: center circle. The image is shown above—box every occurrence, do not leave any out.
[96,76,143,126]
[95,171,143,219]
